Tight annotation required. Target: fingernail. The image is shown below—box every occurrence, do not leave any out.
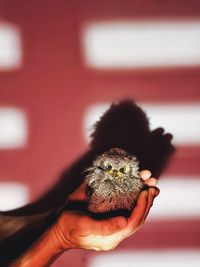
[140,170,151,179]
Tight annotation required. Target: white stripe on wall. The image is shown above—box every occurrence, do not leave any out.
[83,20,200,68]
[0,107,28,149]
[0,182,29,211]
[149,176,200,219]
[0,23,22,70]
[88,250,200,267]
[83,102,200,144]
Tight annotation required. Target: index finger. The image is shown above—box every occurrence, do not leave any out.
[141,187,160,225]
[127,190,148,232]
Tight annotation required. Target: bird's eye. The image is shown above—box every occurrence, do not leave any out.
[119,167,125,173]
[107,165,112,171]
[97,166,103,170]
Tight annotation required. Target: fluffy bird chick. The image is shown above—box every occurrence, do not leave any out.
[85,148,144,213]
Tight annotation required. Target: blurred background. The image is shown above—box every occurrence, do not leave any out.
[0,0,200,266]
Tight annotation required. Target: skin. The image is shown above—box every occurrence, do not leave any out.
[11,170,159,267]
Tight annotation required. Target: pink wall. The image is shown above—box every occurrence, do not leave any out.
[0,1,200,266]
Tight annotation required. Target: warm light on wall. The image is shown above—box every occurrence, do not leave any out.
[0,182,29,211]
[83,20,200,69]
[0,22,22,70]
[88,250,200,267]
[0,107,28,149]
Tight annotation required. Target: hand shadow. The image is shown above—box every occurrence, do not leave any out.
[4,99,174,216]
[0,99,175,265]
[1,100,175,216]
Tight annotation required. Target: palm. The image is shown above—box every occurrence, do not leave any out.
[55,170,159,251]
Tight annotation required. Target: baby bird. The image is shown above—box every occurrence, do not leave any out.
[85,148,144,213]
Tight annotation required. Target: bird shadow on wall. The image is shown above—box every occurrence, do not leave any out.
[3,99,175,215]
[0,100,175,265]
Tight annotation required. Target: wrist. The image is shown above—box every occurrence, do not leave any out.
[51,222,73,252]
[11,225,70,267]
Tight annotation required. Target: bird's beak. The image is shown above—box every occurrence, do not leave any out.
[109,169,120,178]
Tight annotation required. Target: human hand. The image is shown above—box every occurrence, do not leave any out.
[51,170,159,252]
[10,170,159,267]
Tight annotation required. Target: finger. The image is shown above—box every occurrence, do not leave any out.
[127,190,148,230]
[164,133,173,142]
[83,216,128,236]
[68,182,87,201]
[144,177,158,187]
[140,170,151,181]
[141,187,160,225]
[152,127,164,135]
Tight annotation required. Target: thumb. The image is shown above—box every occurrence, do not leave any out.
[68,182,88,201]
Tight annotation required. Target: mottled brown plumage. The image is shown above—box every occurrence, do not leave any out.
[85,148,144,213]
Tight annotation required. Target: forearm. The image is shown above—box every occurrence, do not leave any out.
[10,225,70,267]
